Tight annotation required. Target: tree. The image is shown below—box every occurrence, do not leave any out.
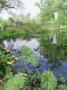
[37,0,67,24]
[38,0,67,66]
[0,0,23,11]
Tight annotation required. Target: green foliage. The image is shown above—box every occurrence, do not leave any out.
[40,35,67,66]
[0,0,6,9]
[29,72,41,89]
[41,71,57,90]
[58,13,67,25]
[38,0,67,24]
[3,73,29,90]
[37,0,67,66]
[58,85,67,90]
[0,0,23,11]
[0,18,45,40]
[59,76,66,84]
[0,44,15,78]
[19,45,39,67]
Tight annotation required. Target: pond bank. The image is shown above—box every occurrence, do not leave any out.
[3,38,67,83]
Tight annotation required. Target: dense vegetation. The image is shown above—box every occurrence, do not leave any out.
[0,0,67,90]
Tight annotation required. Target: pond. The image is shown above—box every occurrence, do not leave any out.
[3,38,40,53]
[3,38,67,82]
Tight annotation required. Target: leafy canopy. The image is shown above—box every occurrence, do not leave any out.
[0,0,23,11]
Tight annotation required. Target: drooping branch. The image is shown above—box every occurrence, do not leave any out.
[0,0,23,11]
[35,0,46,10]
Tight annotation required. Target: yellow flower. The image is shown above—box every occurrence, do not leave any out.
[4,48,10,52]
[7,61,14,65]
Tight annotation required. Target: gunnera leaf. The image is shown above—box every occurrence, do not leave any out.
[3,73,29,90]
[41,71,57,90]
[58,85,67,90]
[19,45,39,67]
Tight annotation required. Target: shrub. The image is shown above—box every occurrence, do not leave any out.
[0,44,16,78]
[41,71,57,90]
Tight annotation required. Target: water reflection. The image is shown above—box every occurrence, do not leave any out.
[3,38,40,51]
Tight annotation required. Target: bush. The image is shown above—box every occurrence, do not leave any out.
[0,44,16,78]
[41,71,57,90]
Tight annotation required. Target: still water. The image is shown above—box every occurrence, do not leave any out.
[3,38,40,51]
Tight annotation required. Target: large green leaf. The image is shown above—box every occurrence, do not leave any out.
[3,73,29,90]
[19,45,39,67]
[41,71,57,90]
[58,85,67,90]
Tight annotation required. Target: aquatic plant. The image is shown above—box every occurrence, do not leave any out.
[58,85,67,90]
[19,45,39,67]
[3,73,29,90]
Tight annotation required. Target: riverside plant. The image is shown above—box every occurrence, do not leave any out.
[41,71,57,90]
[3,73,29,90]
[19,45,39,67]
[3,70,67,90]
[0,44,16,78]
[40,36,67,67]
[58,85,67,90]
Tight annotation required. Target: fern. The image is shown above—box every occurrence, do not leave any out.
[41,71,57,90]
[19,45,39,67]
[3,73,29,90]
